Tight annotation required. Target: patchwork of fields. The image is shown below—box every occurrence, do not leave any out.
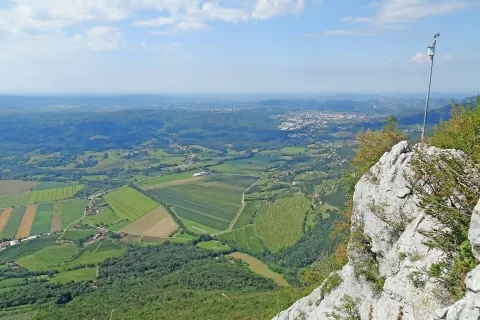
[121,206,178,238]
[220,196,311,253]
[28,185,84,204]
[0,199,87,240]
[104,187,158,221]
[147,176,253,233]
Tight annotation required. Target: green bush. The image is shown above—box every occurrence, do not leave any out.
[323,272,342,295]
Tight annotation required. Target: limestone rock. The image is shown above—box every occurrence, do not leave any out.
[273,142,479,320]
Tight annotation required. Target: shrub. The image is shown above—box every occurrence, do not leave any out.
[326,295,361,320]
[323,272,343,295]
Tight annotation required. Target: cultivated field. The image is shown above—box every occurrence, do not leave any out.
[254,196,310,252]
[0,208,13,236]
[50,202,63,233]
[104,187,158,221]
[220,225,264,253]
[18,244,77,272]
[62,240,123,269]
[27,185,84,204]
[229,252,289,286]
[179,218,220,234]
[15,205,37,239]
[205,174,258,189]
[141,176,205,190]
[147,181,243,232]
[209,155,276,175]
[61,229,97,241]
[0,207,26,240]
[30,203,54,235]
[61,199,88,228]
[121,205,178,238]
[137,170,200,188]
[0,181,38,195]
[0,237,57,264]
[233,201,260,229]
[0,191,30,209]
[31,181,78,191]
[80,208,123,228]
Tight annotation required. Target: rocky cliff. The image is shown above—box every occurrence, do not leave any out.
[273,141,480,320]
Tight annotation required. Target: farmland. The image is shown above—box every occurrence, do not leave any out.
[81,208,123,228]
[138,170,201,188]
[0,191,31,209]
[220,225,264,253]
[51,268,96,284]
[121,206,178,238]
[31,181,78,191]
[179,218,220,234]
[0,207,26,240]
[0,237,58,264]
[0,208,13,236]
[254,196,311,252]
[147,180,245,232]
[30,203,54,235]
[233,201,260,229]
[61,199,88,228]
[63,240,124,269]
[27,185,84,204]
[15,205,36,239]
[0,181,38,195]
[18,244,77,272]
[104,187,158,221]
[229,252,289,286]
[50,202,62,233]
[61,229,97,241]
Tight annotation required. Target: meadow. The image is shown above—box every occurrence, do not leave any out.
[80,208,123,228]
[62,240,123,269]
[27,185,84,204]
[61,229,97,241]
[233,201,260,229]
[209,156,274,175]
[229,252,289,287]
[179,218,220,235]
[29,203,54,235]
[0,191,30,209]
[51,268,96,284]
[196,241,230,251]
[147,181,243,232]
[104,187,158,221]
[61,199,88,228]
[18,244,77,272]
[254,196,310,252]
[31,181,79,191]
[0,207,26,240]
[120,206,178,238]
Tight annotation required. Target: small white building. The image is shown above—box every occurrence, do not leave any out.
[193,172,208,177]
[9,240,20,246]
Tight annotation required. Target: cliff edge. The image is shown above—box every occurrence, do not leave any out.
[273,141,480,320]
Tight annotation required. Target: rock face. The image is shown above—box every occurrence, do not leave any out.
[273,141,479,320]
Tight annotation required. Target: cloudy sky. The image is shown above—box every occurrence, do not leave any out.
[0,0,479,94]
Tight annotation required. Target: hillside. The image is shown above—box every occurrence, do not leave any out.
[273,141,480,320]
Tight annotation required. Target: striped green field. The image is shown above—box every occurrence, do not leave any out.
[220,225,264,253]
[147,181,244,232]
[104,187,158,221]
[30,203,54,235]
[51,268,96,284]
[0,191,30,209]
[0,237,58,264]
[61,199,88,228]
[137,171,198,187]
[0,207,26,239]
[18,244,77,272]
[27,185,84,204]
[233,201,260,229]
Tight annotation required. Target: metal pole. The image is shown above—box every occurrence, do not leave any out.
[420,56,435,151]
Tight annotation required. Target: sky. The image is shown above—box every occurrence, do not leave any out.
[0,0,479,94]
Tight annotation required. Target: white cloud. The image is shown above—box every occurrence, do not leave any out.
[72,26,123,51]
[411,52,431,63]
[134,17,178,27]
[252,0,304,20]
[308,29,373,37]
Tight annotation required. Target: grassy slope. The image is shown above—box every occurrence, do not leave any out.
[61,199,88,229]
[18,245,77,272]
[0,207,25,239]
[104,187,158,221]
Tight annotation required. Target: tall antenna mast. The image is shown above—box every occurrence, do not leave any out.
[420,33,440,151]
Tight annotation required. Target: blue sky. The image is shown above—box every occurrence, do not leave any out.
[0,0,479,94]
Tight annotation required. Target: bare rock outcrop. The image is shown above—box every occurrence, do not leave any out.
[273,142,479,320]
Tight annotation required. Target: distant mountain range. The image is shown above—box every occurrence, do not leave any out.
[399,95,477,126]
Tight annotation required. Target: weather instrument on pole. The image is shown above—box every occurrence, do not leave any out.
[420,33,440,151]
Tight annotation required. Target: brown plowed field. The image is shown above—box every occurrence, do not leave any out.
[50,202,63,233]
[0,180,38,195]
[0,208,13,233]
[141,177,205,190]
[15,205,37,239]
[121,206,178,237]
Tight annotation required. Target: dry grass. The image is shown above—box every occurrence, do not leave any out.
[0,180,38,195]
[16,205,37,239]
[50,202,63,233]
[121,206,178,237]
[0,208,13,233]
[229,252,289,287]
